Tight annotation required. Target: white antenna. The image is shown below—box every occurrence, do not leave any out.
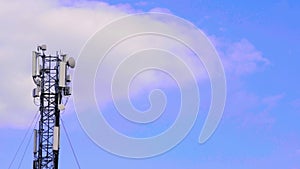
[67,57,76,68]
[33,129,37,154]
[59,61,66,88]
[32,51,37,78]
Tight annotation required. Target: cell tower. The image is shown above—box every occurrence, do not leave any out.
[32,45,75,169]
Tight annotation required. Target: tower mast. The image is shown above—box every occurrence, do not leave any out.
[32,45,75,169]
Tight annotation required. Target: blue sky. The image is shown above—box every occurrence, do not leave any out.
[0,0,300,169]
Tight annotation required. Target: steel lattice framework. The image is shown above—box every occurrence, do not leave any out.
[32,45,75,169]
[37,54,60,169]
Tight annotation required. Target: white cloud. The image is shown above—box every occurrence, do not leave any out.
[0,0,130,128]
[210,36,270,76]
[149,7,172,14]
[0,0,268,128]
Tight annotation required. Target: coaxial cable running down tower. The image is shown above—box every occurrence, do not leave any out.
[32,45,75,169]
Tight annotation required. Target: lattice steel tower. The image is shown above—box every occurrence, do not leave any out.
[32,45,75,169]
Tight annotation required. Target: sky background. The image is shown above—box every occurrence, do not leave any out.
[0,0,300,169]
